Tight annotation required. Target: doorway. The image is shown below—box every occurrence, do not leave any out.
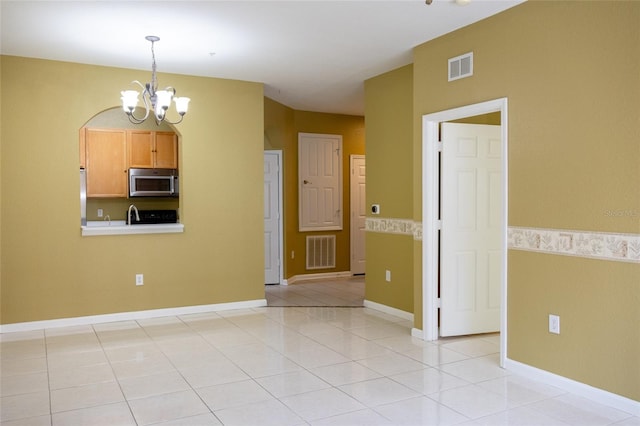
[422,98,508,367]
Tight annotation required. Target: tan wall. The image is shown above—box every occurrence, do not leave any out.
[264,98,365,279]
[364,65,414,313]
[1,56,265,324]
[411,2,639,400]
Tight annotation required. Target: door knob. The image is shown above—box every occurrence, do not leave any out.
[303,180,311,184]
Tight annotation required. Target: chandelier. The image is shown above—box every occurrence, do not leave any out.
[121,36,190,125]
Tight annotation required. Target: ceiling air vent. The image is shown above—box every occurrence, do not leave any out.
[448,52,473,82]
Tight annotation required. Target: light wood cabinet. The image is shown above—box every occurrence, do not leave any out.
[128,130,177,169]
[84,128,128,198]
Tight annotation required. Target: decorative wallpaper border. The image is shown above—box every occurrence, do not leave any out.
[365,218,640,264]
[508,226,640,264]
[365,217,422,240]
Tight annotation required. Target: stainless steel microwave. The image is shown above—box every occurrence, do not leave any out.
[129,168,179,198]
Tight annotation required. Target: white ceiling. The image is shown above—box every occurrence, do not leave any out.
[0,0,524,116]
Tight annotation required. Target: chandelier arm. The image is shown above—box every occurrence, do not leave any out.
[159,114,185,125]
[125,80,151,123]
[127,114,145,125]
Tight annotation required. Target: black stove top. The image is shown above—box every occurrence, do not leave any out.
[128,210,178,224]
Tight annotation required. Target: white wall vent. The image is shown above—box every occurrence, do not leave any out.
[306,235,336,269]
[448,52,473,82]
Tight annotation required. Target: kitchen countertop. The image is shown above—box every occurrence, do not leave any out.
[81,221,184,236]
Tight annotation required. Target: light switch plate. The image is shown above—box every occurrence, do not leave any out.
[549,314,560,334]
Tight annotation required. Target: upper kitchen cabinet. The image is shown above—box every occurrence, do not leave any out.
[84,128,128,197]
[128,130,178,169]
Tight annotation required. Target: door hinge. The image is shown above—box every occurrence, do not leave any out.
[437,298,441,308]
[437,220,442,230]
[437,141,443,152]
[336,148,340,156]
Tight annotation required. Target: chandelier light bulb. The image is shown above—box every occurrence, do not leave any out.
[175,97,191,115]
[155,90,173,110]
[121,90,139,112]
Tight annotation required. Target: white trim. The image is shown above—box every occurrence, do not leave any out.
[411,328,424,339]
[505,358,640,416]
[82,223,184,237]
[364,300,414,322]
[283,271,352,286]
[0,299,267,334]
[421,98,509,371]
[265,150,285,284]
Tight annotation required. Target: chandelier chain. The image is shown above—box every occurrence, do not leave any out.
[150,39,157,93]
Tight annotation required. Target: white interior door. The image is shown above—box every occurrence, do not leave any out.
[350,155,366,275]
[440,123,502,336]
[298,133,342,231]
[264,151,281,285]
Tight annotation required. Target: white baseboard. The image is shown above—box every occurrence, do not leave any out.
[363,300,414,322]
[0,299,268,334]
[283,271,353,286]
[411,328,424,339]
[505,358,640,416]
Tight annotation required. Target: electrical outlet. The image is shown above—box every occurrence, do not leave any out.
[291,251,295,259]
[385,270,391,282]
[97,209,103,218]
[136,274,144,286]
[549,314,560,334]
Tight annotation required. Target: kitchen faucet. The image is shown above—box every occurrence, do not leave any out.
[127,204,140,225]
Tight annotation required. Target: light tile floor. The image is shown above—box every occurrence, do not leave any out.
[265,277,364,307]
[2,288,639,425]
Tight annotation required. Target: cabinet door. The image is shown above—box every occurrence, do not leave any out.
[128,130,154,168]
[85,129,128,197]
[154,132,178,169]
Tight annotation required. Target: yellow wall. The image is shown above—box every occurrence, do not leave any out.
[1,56,265,324]
[264,98,365,279]
[364,65,414,313]
[409,2,639,401]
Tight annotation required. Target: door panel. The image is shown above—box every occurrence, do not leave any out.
[440,123,501,337]
[85,129,127,197]
[299,133,342,231]
[350,156,366,275]
[155,132,178,169]
[264,152,280,284]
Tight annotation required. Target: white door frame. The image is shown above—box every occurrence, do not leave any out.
[265,150,284,285]
[421,98,508,367]
[350,155,366,275]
